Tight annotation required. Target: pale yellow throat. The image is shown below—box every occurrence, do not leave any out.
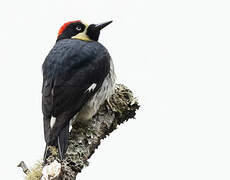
[71,26,92,41]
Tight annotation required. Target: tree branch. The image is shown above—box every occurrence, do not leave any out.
[20,84,139,180]
[18,161,30,175]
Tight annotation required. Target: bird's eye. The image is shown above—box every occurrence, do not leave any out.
[76,25,82,31]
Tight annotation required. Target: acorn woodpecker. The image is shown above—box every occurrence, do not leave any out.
[42,20,115,161]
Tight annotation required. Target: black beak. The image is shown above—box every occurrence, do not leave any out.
[87,21,112,41]
[95,21,113,31]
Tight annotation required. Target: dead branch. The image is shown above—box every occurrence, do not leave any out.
[19,84,139,180]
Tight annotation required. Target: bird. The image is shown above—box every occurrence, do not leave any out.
[42,20,115,161]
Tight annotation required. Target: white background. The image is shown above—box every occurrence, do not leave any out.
[0,0,230,179]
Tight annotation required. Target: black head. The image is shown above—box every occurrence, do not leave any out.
[56,20,112,42]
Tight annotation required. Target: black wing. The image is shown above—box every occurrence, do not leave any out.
[42,39,110,143]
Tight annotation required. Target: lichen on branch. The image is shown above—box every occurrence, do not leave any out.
[22,84,139,180]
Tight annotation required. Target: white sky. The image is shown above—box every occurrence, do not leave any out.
[0,0,230,179]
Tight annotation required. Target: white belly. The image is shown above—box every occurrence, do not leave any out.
[72,59,116,123]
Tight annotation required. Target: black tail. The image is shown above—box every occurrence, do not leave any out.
[58,123,69,159]
[43,123,69,162]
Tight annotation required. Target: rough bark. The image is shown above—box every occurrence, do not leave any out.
[22,84,139,180]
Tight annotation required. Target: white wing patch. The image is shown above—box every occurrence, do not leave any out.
[86,83,97,92]
[50,116,56,129]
